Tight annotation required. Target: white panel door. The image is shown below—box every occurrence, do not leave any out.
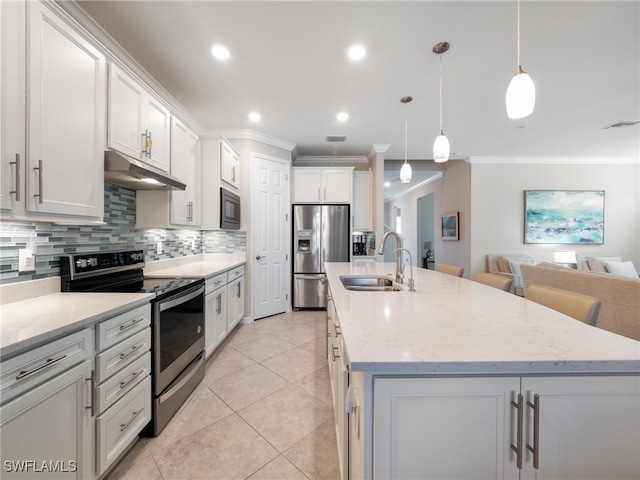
[374,376,520,480]
[27,1,105,217]
[521,376,640,480]
[253,154,289,320]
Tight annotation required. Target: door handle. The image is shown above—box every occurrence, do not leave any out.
[256,255,265,260]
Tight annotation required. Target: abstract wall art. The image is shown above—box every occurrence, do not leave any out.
[524,190,604,244]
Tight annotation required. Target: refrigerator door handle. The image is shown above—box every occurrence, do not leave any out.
[294,274,326,281]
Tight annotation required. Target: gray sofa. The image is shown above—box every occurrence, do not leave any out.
[520,263,640,341]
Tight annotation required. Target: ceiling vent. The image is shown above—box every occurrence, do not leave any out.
[326,135,347,142]
[603,120,640,129]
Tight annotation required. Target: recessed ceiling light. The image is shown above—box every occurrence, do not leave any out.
[384,182,391,188]
[211,44,231,60]
[348,44,366,61]
[336,112,349,122]
[248,112,261,122]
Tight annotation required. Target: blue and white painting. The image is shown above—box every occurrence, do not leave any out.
[524,190,604,244]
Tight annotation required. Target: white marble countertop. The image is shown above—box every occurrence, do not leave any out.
[325,262,640,375]
[144,253,246,279]
[0,293,153,359]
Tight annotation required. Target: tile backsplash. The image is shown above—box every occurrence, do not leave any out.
[0,184,246,285]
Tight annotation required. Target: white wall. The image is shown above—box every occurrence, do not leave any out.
[470,162,640,274]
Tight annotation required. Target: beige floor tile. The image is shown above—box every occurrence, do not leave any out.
[110,436,152,471]
[225,324,267,347]
[209,362,288,411]
[233,333,297,362]
[294,365,333,405]
[261,347,326,382]
[146,381,233,455]
[204,345,256,381]
[238,384,334,452]
[246,455,309,480]
[284,422,341,480]
[153,414,278,480]
[299,336,327,357]
[272,324,323,346]
[107,454,163,480]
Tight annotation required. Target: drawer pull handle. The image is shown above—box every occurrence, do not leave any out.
[510,393,524,469]
[120,369,144,389]
[119,343,144,360]
[33,159,43,204]
[120,409,143,432]
[332,346,340,361]
[119,317,144,331]
[86,370,96,417]
[10,153,20,201]
[16,354,66,380]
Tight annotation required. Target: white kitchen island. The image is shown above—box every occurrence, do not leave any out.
[324,262,640,480]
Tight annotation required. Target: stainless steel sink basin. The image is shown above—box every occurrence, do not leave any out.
[339,275,402,291]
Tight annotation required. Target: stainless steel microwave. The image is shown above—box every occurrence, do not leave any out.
[220,188,240,230]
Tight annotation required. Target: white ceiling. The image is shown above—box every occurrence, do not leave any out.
[75,0,639,191]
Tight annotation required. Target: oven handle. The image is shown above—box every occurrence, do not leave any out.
[159,353,204,405]
[159,284,204,312]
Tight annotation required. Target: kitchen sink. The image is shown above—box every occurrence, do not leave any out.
[339,275,402,291]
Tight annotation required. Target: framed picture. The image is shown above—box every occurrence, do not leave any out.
[524,190,604,244]
[441,212,459,241]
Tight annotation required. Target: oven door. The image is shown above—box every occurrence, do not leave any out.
[220,187,240,230]
[153,283,205,395]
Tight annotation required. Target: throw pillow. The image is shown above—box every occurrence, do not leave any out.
[497,257,511,273]
[508,259,536,288]
[604,260,639,279]
[587,256,622,273]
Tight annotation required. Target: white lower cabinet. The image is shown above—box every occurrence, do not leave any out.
[373,375,640,480]
[205,273,228,358]
[94,304,151,477]
[0,329,94,479]
[226,266,245,331]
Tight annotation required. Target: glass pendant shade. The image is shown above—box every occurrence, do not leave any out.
[506,66,535,119]
[433,131,450,163]
[400,161,412,183]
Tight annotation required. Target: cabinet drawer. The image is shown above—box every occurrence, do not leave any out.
[96,304,151,352]
[0,328,92,405]
[97,375,151,476]
[227,264,245,282]
[96,328,150,383]
[206,272,227,292]
[96,353,150,413]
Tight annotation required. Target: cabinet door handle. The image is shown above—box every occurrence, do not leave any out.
[33,159,43,204]
[147,130,152,156]
[85,369,96,417]
[526,394,540,469]
[10,153,20,201]
[142,130,148,154]
[16,354,66,380]
[120,369,144,389]
[231,165,235,182]
[120,408,143,432]
[236,282,241,298]
[216,293,222,314]
[510,393,524,469]
[119,317,144,331]
[119,342,144,360]
[332,346,340,361]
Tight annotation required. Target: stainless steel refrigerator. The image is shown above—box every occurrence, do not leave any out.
[293,204,350,308]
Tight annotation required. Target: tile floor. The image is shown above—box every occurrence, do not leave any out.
[107,310,340,480]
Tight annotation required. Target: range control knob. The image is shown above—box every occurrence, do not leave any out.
[88,257,98,267]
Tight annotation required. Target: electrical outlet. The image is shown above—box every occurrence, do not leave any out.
[18,248,35,272]
[191,239,196,250]
[156,241,163,255]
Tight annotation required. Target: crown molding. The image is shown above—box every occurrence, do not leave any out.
[295,156,368,166]
[202,129,296,152]
[385,172,444,202]
[469,156,640,165]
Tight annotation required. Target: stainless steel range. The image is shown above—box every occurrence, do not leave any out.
[60,250,205,436]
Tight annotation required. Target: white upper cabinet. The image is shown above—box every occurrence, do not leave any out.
[169,118,201,226]
[292,167,353,203]
[108,63,171,173]
[352,171,373,231]
[220,137,240,189]
[2,0,105,222]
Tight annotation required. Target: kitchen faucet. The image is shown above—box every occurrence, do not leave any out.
[393,248,415,292]
[377,231,404,283]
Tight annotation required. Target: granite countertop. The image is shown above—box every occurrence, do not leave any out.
[0,253,247,359]
[0,293,153,358]
[324,262,640,375]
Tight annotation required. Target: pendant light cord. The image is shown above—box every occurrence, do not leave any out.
[516,0,521,67]
[404,103,408,163]
[439,53,443,133]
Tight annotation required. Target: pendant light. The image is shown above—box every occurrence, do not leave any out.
[506,0,535,119]
[400,96,413,183]
[433,42,450,163]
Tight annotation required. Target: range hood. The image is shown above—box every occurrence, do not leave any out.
[104,150,186,190]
